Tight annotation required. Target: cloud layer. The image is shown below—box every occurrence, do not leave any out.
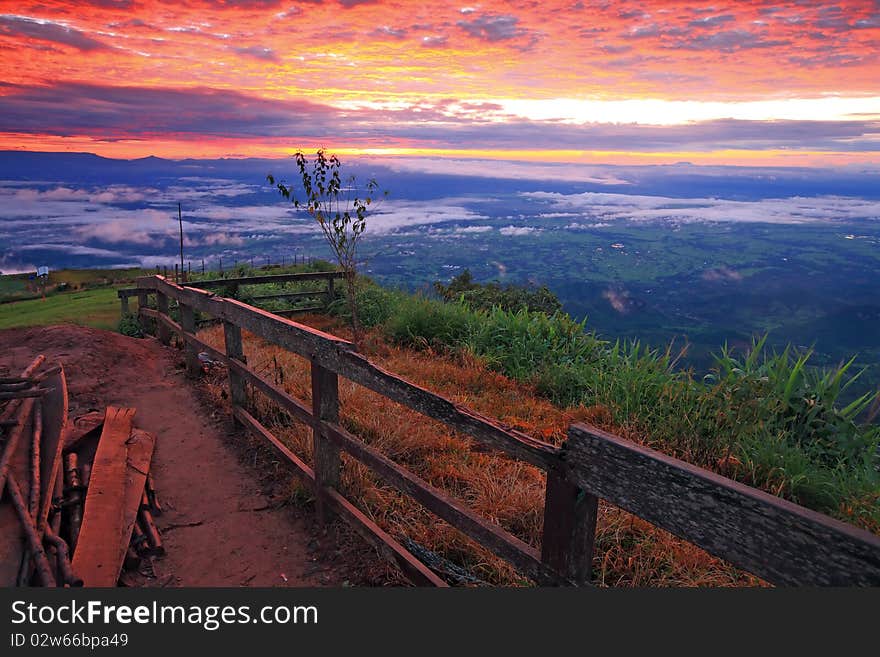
[0,1,878,164]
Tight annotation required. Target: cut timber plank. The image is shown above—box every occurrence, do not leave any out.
[72,407,136,587]
[37,365,68,532]
[116,428,156,574]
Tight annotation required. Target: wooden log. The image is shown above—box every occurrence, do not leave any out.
[0,398,35,503]
[130,522,149,555]
[323,421,561,585]
[29,399,42,519]
[311,362,340,526]
[64,454,83,550]
[223,321,247,411]
[5,473,55,586]
[540,470,598,586]
[145,473,162,515]
[0,356,45,427]
[71,407,136,587]
[36,365,67,533]
[563,423,880,586]
[0,388,51,400]
[43,526,82,587]
[137,508,164,556]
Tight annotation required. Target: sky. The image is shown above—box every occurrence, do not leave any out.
[0,0,879,165]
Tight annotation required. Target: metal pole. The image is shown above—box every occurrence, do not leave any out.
[178,203,185,283]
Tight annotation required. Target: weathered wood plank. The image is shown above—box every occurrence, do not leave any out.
[228,358,313,427]
[563,423,880,586]
[319,486,448,587]
[323,421,561,585]
[311,362,340,525]
[72,407,136,587]
[232,407,315,487]
[540,470,598,586]
[251,290,325,302]
[178,303,200,378]
[156,292,171,345]
[336,350,562,471]
[273,306,325,317]
[221,298,352,366]
[183,271,344,289]
[116,428,156,577]
[136,292,150,334]
[142,274,561,470]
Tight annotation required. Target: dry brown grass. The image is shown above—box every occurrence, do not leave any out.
[197,315,762,587]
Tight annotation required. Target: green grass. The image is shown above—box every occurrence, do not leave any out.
[332,281,880,532]
[0,287,122,330]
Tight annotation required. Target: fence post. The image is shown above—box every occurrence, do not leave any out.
[179,301,200,377]
[540,469,598,585]
[119,293,129,318]
[325,275,335,308]
[156,292,171,346]
[223,321,247,415]
[311,362,340,526]
[136,291,150,334]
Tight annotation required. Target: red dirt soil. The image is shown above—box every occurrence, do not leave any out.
[0,325,378,587]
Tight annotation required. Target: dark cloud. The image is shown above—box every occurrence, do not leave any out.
[420,34,448,48]
[457,13,534,43]
[668,29,791,52]
[231,45,278,60]
[0,82,877,155]
[688,14,736,29]
[372,25,407,39]
[195,0,284,7]
[0,82,338,139]
[0,15,113,51]
[338,0,378,7]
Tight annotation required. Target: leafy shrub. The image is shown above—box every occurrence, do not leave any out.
[118,313,143,338]
[435,269,563,314]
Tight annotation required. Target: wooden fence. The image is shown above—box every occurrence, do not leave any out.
[121,274,880,587]
[119,271,343,320]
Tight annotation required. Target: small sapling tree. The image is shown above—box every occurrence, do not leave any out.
[268,149,383,349]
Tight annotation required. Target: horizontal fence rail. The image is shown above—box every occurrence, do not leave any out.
[121,275,880,587]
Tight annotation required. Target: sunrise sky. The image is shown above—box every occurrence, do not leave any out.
[1,0,879,165]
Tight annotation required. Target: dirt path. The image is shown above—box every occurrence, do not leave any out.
[0,325,365,587]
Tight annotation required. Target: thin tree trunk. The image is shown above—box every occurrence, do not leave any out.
[345,268,361,351]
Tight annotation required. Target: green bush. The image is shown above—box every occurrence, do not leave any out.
[117,313,143,338]
[434,269,563,314]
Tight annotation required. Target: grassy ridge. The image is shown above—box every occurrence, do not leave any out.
[0,286,122,330]
[334,282,880,531]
